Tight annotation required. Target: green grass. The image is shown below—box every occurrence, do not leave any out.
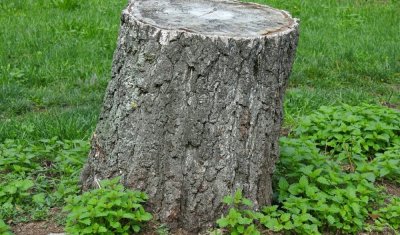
[0,0,127,141]
[0,0,399,234]
[249,0,400,126]
[1,0,399,141]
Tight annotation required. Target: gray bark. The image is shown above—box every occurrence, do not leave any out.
[81,0,299,232]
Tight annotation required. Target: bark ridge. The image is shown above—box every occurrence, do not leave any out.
[81,0,299,232]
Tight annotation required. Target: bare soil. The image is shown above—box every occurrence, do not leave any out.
[381,180,400,197]
[9,183,400,235]
[11,221,64,235]
[9,222,399,235]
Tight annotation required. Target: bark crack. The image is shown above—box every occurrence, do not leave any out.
[82,10,299,232]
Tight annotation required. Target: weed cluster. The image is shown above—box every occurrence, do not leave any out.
[216,190,262,235]
[63,177,152,234]
[0,138,89,233]
[0,219,12,235]
[0,138,151,235]
[1,104,399,235]
[295,104,400,157]
[1,0,399,233]
[217,104,400,234]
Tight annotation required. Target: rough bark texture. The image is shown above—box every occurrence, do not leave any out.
[81,0,299,232]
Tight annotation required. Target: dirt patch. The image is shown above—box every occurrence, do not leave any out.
[381,180,400,197]
[280,127,291,137]
[11,221,64,235]
[381,101,400,110]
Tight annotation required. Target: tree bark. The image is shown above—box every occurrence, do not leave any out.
[81,0,299,232]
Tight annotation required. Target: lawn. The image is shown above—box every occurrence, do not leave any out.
[0,0,399,234]
[1,0,399,141]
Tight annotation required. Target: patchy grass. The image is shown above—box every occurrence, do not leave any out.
[1,0,399,141]
[0,0,399,234]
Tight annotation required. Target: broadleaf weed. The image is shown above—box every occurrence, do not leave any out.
[0,138,89,224]
[218,104,400,234]
[63,177,152,234]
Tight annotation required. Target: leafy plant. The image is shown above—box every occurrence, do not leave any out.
[63,177,152,234]
[270,104,400,234]
[217,189,261,235]
[0,138,89,222]
[217,104,400,234]
[0,219,13,235]
[260,204,319,234]
[0,178,35,218]
[273,137,383,233]
[0,179,34,205]
[294,104,400,157]
[373,197,400,231]
[369,145,400,183]
[155,224,169,235]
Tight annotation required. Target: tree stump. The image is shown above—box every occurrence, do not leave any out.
[81,0,299,232]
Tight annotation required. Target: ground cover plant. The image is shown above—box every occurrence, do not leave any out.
[0,0,399,234]
[63,177,152,234]
[217,104,400,234]
[0,138,89,232]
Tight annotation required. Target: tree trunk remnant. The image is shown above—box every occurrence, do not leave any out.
[81,0,299,232]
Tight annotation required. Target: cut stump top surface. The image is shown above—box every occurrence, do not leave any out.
[129,0,297,38]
